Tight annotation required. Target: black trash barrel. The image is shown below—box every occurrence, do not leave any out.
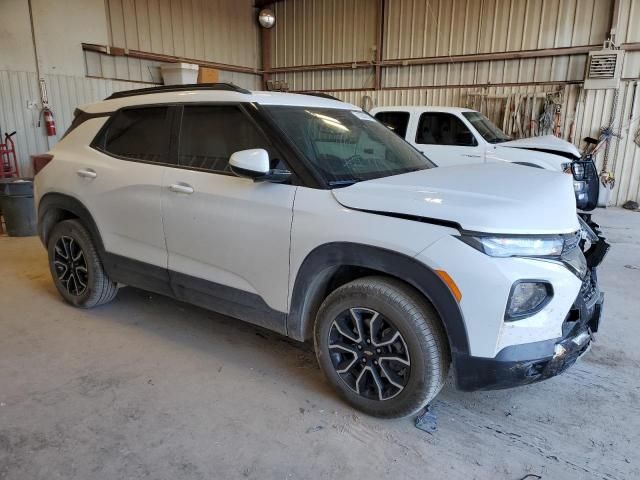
[0,179,37,237]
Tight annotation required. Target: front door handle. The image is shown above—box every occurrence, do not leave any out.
[169,183,194,194]
[77,168,97,179]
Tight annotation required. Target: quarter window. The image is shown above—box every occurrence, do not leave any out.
[97,107,172,163]
[178,105,278,172]
[374,111,410,138]
[416,112,477,147]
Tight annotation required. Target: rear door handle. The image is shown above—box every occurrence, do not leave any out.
[77,168,97,179]
[169,183,194,194]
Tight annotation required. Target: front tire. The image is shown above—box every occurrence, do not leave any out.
[47,219,118,308]
[314,276,449,418]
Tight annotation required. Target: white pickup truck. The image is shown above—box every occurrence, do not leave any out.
[370,106,597,210]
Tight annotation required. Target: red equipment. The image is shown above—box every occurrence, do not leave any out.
[43,107,57,136]
[0,131,19,179]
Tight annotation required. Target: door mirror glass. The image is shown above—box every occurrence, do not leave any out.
[229,149,270,178]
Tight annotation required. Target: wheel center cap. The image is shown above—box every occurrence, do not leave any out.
[363,350,374,357]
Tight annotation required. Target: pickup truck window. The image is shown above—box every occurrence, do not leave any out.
[462,111,511,144]
[264,106,433,185]
[374,111,410,138]
[416,112,478,146]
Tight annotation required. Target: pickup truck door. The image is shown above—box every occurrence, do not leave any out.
[412,112,485,167]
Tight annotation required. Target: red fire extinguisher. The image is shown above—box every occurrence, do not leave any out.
[42,107,56,137]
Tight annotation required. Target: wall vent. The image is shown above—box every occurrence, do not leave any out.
[584,42,624,90]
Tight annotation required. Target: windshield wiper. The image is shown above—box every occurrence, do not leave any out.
[488,137,510,144]
[328,179,360,187]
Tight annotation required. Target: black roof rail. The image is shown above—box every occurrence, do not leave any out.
[105,83,251,100]
[301,91,342,101]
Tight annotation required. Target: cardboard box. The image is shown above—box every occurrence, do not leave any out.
[198,67,219,83]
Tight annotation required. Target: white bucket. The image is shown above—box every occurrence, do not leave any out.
[598,181,613,207]
[160,63,199,85]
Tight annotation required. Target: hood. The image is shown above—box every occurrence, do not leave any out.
[332,163,579,235]
[498,135,581,160]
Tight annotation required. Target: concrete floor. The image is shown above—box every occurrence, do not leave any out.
[1,208,639,480]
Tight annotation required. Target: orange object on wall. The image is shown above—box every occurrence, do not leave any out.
[198,67,219,83]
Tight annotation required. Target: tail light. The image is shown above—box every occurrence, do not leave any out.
[33,154,54,175]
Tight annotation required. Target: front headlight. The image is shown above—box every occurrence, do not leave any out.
[561,244,588,278]
[577,215,598,242]
[459,232,588,279]
[459,235,564,257]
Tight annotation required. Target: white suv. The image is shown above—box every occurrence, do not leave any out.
[35,84,608,418]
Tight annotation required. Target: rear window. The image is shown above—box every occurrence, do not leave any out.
[93,107,172,163]
[374,111,410,138]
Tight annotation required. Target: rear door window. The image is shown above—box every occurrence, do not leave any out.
[374,111,410,138]
[95,107,172,163]
[416,112,477,146]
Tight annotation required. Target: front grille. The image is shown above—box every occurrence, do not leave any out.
[580,270,598,304]
[562,268,599,337]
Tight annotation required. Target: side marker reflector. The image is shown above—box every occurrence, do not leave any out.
[435,270,462,302]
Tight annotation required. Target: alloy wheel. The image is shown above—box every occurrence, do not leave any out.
[328,307,411,401]
[53,235,88,296]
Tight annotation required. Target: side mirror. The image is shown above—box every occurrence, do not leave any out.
[229,149,270,179]
[229,148,292,184]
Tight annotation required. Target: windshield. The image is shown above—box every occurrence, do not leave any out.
[462,111,511,144]
[263,106,434,185]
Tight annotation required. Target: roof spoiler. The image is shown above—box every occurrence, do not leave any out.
[105,83,251,100]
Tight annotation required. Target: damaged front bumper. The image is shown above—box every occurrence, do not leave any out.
[454,216,610,392]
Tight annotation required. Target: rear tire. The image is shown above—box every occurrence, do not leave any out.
[47,219,118,308]
[314,276,449,418]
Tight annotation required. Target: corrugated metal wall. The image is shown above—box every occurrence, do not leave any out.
[1,66,261,177]
[86,0,263,85]
[106,0,260,69]
[0,71,142,176]
[271,0,376,67]
[83,50,262,88]
[268,0,640,206]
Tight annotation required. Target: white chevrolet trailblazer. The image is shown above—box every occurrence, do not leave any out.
[35,84,608,418]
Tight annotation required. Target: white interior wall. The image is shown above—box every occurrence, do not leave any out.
[0,0,261,175]
[30,0,110,77]
[0,0,37,72]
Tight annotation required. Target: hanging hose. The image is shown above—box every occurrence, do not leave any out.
[601,88,619,174]
[538,92,563,137]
